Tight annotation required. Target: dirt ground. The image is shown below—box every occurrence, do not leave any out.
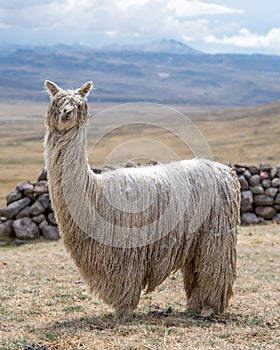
[0,225,279,350]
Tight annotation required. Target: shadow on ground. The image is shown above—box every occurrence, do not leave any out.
[38,308,266,336]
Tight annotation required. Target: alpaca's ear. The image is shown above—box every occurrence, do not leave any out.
[45,80,60,97]
[78,81,93,97]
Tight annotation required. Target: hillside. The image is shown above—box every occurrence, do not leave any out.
[0,100,280,206]
[0,40,280,107]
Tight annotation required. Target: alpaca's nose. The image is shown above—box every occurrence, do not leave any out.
[61,110,72,121]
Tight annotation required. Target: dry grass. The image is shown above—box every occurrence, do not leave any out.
[0,100,279,348]
[0,225,279,350]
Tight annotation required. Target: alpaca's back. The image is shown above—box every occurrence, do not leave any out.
[89,158,239,248]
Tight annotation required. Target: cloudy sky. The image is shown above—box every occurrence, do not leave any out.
[0,0,279,54]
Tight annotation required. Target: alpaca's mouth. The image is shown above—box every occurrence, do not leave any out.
[60,115,73,122]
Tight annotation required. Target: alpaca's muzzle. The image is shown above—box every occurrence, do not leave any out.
[60,111,73,122]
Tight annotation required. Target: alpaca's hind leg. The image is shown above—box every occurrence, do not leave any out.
[182,263,202,313]
[193,228,237,316]
[185,277,201,313]
[183,265,216,317]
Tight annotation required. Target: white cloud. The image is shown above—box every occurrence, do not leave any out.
[167,0,243,17]
[1,0,279,54]
[205,28,280,48]
[105,30,118,38]
[118,0,150,10]
[0,0,242,33]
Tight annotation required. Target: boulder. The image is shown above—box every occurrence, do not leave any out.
[241,191,253,206]
[234,165,246,174]
[248,165,259,175]
[6,190,22,205]
[250,185,264,194]
[254,195,274,206]
[249,175,261,186]
[38,194,50,209]
[16,206,31,219]
[23,191,37,201]
[13,217,40,239]
[34,181,48,195]
[148,160,158,166]
[274,204,280,211]
[265,187,278,198]
[273,213,280,224]
[125,161,140,168]
[91,167,102,174]
[103,164,115,171]
[47,212,57,225]
[0,197,31,219]
[271,178,280,187]
[270,169,277,179]
[42,225,59,240]
[262,179,271,188]
[260,171,269,180]
[255,206,276,219]
[240,205,253,213]
[32,214,46,224]
[17,182,34,193]
[238,175,249,190]
[39,220,48,230]
[243,170,251,179]
[37,169,48,181]
[259,163,272,172]
[241,213,259,225]
[30,200,45,216]
[0,220,13,240]
[275,193,280,205]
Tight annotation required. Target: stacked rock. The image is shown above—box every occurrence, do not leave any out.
[1,162,280,244]
[233,163,280,225]
[0,170,58,244]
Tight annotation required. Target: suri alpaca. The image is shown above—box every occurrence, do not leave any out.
[44,80,240,321]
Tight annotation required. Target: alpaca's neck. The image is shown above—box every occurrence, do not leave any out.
[44,125,97,230]
[44,125,90,179]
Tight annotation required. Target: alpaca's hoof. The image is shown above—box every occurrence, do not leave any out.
[115,307,134,322]
[200,307,214,318]
[185,307,200,315]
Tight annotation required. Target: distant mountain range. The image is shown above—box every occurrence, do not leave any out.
[0,40,280,107]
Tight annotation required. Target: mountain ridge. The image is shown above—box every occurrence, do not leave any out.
[0,40,279,106]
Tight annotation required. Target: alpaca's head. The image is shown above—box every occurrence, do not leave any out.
[45,81,93,131]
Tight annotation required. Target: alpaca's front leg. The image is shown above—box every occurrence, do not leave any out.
[185,279,214,317]
[113,283,142,322]
[186,284,201,312]
[114,305,135,322]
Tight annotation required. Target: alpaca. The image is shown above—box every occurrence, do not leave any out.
[44,80,240,321]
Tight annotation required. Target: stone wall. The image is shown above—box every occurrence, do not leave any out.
[1,162,280,244]
[0,170,58,244]
[233,163,280,225]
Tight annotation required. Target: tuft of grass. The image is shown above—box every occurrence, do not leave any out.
[0,338,30,350]
[63,304,85,314]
